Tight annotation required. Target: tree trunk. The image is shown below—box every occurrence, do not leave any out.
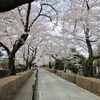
[24,60,29,71]
[8,53,16,75]
[64,63,66,72]
[49,61,52,69]
[55,59,58,69]
[28,62,32,69]
[83,57,93,77]
[83,27,94,77]
[23,66,28,71]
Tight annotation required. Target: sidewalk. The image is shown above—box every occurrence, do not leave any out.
[12,71,36,100]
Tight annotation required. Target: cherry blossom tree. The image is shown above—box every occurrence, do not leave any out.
[63,0,100,76]
[0,1,57,75]
[42,32,77,70]
[18,34,44,70]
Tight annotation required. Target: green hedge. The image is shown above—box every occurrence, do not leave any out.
[16,67,23,73]
[0,70,8,78]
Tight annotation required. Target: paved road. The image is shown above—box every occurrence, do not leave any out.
[36,68,100,100]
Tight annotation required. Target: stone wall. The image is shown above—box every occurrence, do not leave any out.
[0,70,33,100]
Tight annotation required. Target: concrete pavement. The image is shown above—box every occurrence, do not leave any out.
[12,71,36,100]
[36,68,100,100]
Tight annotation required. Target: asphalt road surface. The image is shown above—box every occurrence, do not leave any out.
[36,68,100,100]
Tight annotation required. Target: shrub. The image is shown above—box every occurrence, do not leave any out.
[0,70,8,78]
[0,60,8,70]
[58,60,64,70]
[66,62,78,74]
[15,67,23,73]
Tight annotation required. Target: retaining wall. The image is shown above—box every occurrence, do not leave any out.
[44,68,100,96]
[56,70,63,77]
[0,70,33,100]
[44,68,56,73]
[62,72,76,84]
[76,76,100,96]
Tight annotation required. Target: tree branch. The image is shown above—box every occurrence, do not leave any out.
[0,42,10,55]
[40,14,52,21]
[17,7,25,27]
[41,3,57,13]
[12,34,28,54]
[24,3,31,32]
[85,0,90,10]
[0,0,36,13]
[29,3,57,29]
[90,39,100,42]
